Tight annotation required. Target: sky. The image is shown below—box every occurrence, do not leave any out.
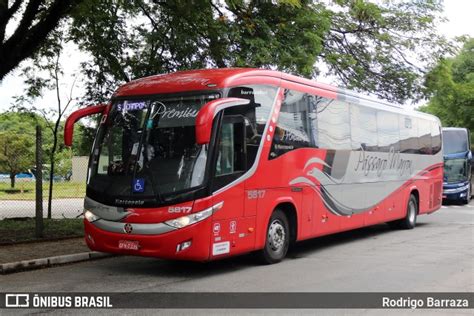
[0,1,473,114]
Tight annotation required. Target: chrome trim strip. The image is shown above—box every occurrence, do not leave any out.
[443,185,469,194]
[84,197,130,221]
[92,219,177,235]
[211,99,250,119]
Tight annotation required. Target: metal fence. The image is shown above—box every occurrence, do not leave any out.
[0,178,86,220]
[0,132,88,220]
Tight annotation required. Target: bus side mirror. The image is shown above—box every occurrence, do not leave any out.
[64,104,107,146]
[195,97,250,145]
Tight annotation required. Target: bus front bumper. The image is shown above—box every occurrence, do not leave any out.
[442,183,470,201]
[84,218,212,261]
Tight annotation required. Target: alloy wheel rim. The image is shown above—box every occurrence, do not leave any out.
[268,220,286,252]
[408,200,416,224]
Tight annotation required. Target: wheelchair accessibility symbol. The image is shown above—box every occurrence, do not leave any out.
[133,178,145,193]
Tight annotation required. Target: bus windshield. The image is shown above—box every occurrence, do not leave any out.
[89,93,220,200]
[444,159,468,183]
[442,129,468,154]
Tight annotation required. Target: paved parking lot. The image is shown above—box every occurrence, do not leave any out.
[1,200,472,295]
[0,198,83,219]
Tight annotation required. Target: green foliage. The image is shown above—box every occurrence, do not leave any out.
[54,148,72,178]
[0,0,82,80]
[73,123,96,156]
[0,218,83,244]
[0,111,93,183]
[0,111,52,143]
[421,38,474,142]
[0,131,35,188]
[63,0,451,103]
[0,181,86,200]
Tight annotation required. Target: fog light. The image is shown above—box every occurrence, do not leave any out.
[460,193,466,197]
[87,234,95,245]
[84,210,100,222]
[176,240,192,252]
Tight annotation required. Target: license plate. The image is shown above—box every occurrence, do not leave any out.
[118,240,140,250]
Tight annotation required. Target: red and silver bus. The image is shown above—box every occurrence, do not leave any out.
[64,69,443,264]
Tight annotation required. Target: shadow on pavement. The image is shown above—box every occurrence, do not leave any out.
[104,221,431,278]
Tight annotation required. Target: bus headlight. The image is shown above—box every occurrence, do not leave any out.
[84,210,101,223]
[165,201,223,229]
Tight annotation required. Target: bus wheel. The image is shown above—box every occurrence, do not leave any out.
[260,209,290,264]
[391,194,418,230]
[462,184,471,205]
[405,194,418,229]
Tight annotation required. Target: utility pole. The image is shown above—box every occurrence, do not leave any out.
[35,125,44,238]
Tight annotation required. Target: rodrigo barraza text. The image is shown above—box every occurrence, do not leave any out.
[382,296,469,309]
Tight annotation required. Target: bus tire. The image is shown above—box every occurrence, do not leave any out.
[391,194,418,230]
[259,209,290,264]
[462,184,471,205]
[403,194,418,229]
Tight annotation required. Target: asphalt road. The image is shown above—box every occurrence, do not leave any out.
[1,201,473,314]
[0,198,83,219]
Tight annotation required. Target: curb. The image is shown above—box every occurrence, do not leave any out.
[0,252,113,274]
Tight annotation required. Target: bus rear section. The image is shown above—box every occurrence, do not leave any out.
[442,128,472,204]
[64,68,443,264]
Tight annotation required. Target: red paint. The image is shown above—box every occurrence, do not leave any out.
[63,68,443,262]
[195,97,250,144]
[64,104,107,146]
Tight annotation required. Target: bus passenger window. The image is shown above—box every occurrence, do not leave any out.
[418,118,432,155]
[269,90,312,159]
[351,104,378,152]
[316,100,351,150]
[227,85,278,168]
[399,116,419,154]
[431,122,442,154]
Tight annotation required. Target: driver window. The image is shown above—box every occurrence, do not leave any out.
[216,123,236,176]
[213,116,245,191]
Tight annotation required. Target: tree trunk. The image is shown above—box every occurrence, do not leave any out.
[35,125,44,237]
[47,159,54,218]
[10,174,15,188]
[0,0,79,80]
[47,120,60,219]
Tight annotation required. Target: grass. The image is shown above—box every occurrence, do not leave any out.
[0,181,86,200]
[0,218,84,244]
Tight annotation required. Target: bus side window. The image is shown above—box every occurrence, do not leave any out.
[431,121,442,155]
[316,99,351,150]
[377,110,400,152]
[400,116,419,154]
[351,104,378,152]
[213,115,246,191]
[227,85,278,168]
[418,118,432,155]
[269,90,312,159]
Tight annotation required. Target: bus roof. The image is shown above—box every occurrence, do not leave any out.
[112,68,439,123]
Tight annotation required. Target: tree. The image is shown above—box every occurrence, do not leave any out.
[54,148,72,179]
[420,38,474,142]
[0,131,34,188]
[66,0,451,103]
[11,31,79,217]
[0,0,83,80]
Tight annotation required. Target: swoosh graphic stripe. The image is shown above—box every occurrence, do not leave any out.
[303,157,331,170]
[289,162,443,217]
